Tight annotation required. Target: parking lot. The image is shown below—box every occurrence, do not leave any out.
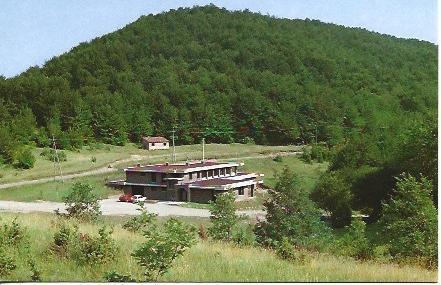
[0,195,265,218]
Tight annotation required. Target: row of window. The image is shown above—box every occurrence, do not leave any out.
[188,167,233,181]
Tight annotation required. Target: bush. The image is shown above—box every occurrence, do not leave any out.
[69,226,118,265]
[336,218,371,260]
[123,202,157,233]
[242,136,255,144]
[51,222,78,257]
[0,248,16,277]
[0,218,27,246]
[198,224,208,240]
[91,156,97,163]
[208,192,238,241]
[15,147,35,169]
[378,174,437,268]
[104,271,136,282]
[232,225,255,247]
[63,182,101,221]
[132,218,196,281]
[27,258,41,281]
[311,171,353,228]
[255,167,331,250]
[275,237,309,264]
[273,155,283,162]
[40,148,67,162]
[300,149,312,163]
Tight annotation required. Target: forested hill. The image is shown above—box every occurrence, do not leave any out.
[0,5,437,148]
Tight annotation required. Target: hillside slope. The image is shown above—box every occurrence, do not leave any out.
[0,5,437,147]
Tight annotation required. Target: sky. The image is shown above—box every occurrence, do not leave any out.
[0,0,437,78]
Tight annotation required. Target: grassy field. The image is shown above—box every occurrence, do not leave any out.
[0,143,301,184]
[240,155,328,189]
[0,149,324,204]
[0,173,121,202]
[0,213,435,282]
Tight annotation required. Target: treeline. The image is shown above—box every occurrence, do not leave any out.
[310,112,437,227]
[0,5,437,164]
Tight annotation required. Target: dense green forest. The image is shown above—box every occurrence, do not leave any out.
[0,5,437,224]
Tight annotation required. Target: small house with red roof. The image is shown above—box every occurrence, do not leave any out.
[142,136,169,150]
[107,160,263,203]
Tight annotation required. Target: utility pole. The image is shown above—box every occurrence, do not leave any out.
[202,137,205,162]
[172,125,176,163]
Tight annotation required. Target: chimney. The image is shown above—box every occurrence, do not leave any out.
[185,162,189,166]
[136,163,141,167]
[165,162,169,166]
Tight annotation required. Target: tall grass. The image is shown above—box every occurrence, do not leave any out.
[0,213,435,282]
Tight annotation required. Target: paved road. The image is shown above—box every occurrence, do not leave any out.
[0,151,301,190]
[0,196,265,219]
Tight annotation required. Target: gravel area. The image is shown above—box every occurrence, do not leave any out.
[0,196,265,218]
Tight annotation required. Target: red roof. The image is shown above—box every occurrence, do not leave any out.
[126,161,238,173]
[142,136,169,143]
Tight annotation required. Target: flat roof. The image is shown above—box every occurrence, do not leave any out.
[125,160,239,173]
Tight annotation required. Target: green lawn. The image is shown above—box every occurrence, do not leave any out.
[0,213,435,282]
[0,173,121,202]
[0,143,301,184]
[240,155,328,189]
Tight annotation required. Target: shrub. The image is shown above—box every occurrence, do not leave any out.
[254,167,331,250]
[0,248,16,277]
[70,226,118,265]
[311,171,353,228]
[123,202,157,233]
[40,148,67,162]
[0,218,27,246]
[198,224,208,240]
[15,147,35,169]
[273,155,283,162]
[104,271,136,282]
[300,149,312,163]
[242,136,255,144]
[336,218,371,260]
[232,225,255,247]
[208,192,238,241]
[63,182,101,221]
[27,258,41,281]
[275,237,309,264]
[91,156,97,163]
[132,218,196,281]
[378,174,437,268]
[51,222,78,256]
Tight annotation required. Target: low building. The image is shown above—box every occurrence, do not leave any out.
[142,136,169,150]
[107,160,263,203]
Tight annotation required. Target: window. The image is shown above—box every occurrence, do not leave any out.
[189,172,193,180]
[220,169,225,176]
[151,173,156,183]
[203,171,207,178]
[163,142,167,146]
[238,188,244,195]
[208,170,213,177]
[214,169,219,176]
[197,172,201,179]
[151,142,155,146]
[226,168,231,175]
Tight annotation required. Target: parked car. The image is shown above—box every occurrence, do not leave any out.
[132,195,147,203]
[119,194,134,202]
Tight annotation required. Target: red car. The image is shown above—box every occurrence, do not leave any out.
[119,194,134,202]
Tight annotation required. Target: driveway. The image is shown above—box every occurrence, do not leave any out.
[0,196,265,219]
